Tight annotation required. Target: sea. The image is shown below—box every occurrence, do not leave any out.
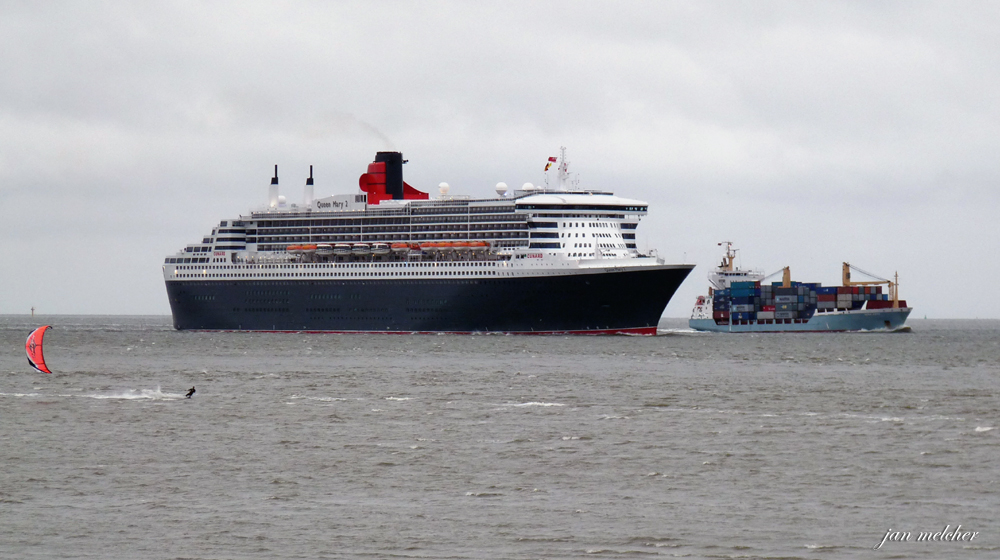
[1,315,997,559]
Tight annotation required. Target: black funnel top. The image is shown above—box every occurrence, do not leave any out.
[271,165,278,185]
[306,165,313,186]
[375,152,404,200]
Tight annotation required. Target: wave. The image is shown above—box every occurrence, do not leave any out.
[74,386,185,400]
[288,395,347,403]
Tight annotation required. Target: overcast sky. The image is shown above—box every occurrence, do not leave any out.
[2,2,998,319]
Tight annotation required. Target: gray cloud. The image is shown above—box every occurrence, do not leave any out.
[1,2,997,318]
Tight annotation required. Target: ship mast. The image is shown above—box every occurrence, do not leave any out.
[718,241,736,271]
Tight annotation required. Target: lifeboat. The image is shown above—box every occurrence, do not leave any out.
[352,243,371,255]
[470,241,489,251]
[420,242,438,252]
[333,243,351,256]
[453,241,471,250]
[391,242,409,253]
[372,242,390,255]
[286,245,304,254]
[301,244,318,254]
[316,243,333,256]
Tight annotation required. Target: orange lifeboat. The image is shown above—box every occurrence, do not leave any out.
[391,242,409,252]
[301,244,318,253]
[287,245,304,254]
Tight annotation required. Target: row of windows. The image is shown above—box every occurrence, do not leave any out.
[253,232,528,247]
[251,222,528,236]
[173,270,501,279]
[176,262,501,271]
[518,204,647,211]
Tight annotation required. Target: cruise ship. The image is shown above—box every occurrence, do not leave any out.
[163,149,694,334]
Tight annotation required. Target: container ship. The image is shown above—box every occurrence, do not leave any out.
[163,149,694,334]
[689,242,911,332]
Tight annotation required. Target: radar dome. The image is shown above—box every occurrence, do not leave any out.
[278,195,287,205]
[495,182,508,196]
[438,182,450,196]
[522,182,535,191]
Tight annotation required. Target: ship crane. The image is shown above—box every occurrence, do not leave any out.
[843,262,902,309]
[755,266,794,288]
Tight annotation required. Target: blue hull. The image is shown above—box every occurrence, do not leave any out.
[689,308,912,333]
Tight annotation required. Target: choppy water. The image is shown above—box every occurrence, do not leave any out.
[1,315,997,559]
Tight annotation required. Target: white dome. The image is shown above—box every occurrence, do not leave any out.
[495,182,508,196]
[438,182,450,195]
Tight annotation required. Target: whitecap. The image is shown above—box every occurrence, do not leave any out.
[974,426,994,432]
[511,402,565,407]
[83,386,183,400]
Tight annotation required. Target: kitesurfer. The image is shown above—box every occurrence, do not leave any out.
[185,386,196,399]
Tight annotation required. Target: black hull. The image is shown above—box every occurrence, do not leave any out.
[165,266,693,334]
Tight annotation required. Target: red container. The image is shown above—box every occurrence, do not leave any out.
[867,300,908,309]
[837,286,851,294]
[761,305,776,311]
[818,294,836,302]
[713,310,729,319]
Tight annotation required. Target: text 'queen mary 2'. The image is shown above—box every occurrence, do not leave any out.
[163,149,694,334]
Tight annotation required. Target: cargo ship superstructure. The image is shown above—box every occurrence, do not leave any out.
[689,242,911,332]
[163,149,694,334]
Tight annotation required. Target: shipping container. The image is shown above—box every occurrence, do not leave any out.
[756,311,775,320]
[761,305,776,311]
[774,311,798,319]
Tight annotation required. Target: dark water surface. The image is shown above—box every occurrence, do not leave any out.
[1,316,997,559]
